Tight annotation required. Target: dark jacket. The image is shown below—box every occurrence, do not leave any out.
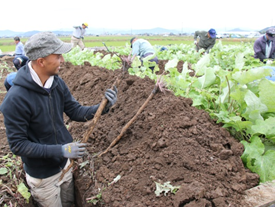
[254,35,275,61]
[0,64,102,178]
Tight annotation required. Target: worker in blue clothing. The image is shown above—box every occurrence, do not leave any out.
[13,36,25,57]
[4,55,29,91]
[4,72,17,91]
[0,31,118,207]
[130,37,158,71]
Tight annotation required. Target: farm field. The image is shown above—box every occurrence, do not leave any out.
[0,35,257,53]
[0,49,262,207]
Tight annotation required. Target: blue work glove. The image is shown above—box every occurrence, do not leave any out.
[105,86,118,109]
[62,142,87,159]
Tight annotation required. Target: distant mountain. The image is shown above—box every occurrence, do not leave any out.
[3,27,263,37]
[130,27,180,34]
[0,30,21,37]
[0,30,72,37]
[22,30,41,37]
[0,27,182,37]
[85,27,181,35]
[228,28,251,32]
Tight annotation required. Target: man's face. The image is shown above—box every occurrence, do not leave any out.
[207,32,211,38]
[14,40,19,44]
[41,54,64,76]
[82,25,87,29]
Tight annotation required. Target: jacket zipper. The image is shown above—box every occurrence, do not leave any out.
[49,93,58,144]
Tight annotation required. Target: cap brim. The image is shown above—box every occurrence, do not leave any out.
[210,34,216,38]
[53,43,72,54]
[267,34,275,41]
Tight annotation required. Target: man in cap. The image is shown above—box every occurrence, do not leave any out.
[254,27,275,63]
[194,28,217,54]
[130,37,159,71]
[0,31,118,206]
[71,23,89,50]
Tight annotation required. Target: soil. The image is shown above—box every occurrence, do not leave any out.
[0,54,259,207]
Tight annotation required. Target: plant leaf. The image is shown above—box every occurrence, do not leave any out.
[243,90,268,122]
[0,167,8,175]
[241,136,275,183]
[259,79,275,112]
[17,182,31,203]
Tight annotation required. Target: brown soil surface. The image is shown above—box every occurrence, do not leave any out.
[0,55,259,207]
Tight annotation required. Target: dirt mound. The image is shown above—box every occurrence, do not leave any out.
[59,61,259,207]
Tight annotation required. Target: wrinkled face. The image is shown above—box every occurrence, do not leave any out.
[41,54,64,76]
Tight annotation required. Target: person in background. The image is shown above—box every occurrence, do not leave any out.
[254,28,275,63]
[13,55,29,70]
[0,31,118,207]
[4,72,17,91]
[4,55,29,91]
[194,28,217,54]
[71,23,88,50]
[130,37,158,71]
[14,36,25,57]
[159,46,168,51]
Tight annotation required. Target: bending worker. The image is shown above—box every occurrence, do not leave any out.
[13,55,29,70]
[194,28,217,54]
[71,23,88,50]
[254,28,275,63]
[130,37,158,71]
[0,31,118,207]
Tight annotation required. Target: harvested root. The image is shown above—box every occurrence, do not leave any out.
[98,74,168,157]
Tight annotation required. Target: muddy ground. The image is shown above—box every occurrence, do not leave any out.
[0,54,259,207]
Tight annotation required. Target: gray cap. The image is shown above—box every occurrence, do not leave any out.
[25,32,72,60]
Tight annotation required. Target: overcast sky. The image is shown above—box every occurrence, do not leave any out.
[1,0,274,33]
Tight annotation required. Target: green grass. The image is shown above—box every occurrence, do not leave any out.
[0,35,257,53]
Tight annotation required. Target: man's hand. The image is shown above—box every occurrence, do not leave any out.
[194,40,197,45]
[62,142,87,159]
[105,86,118,109]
